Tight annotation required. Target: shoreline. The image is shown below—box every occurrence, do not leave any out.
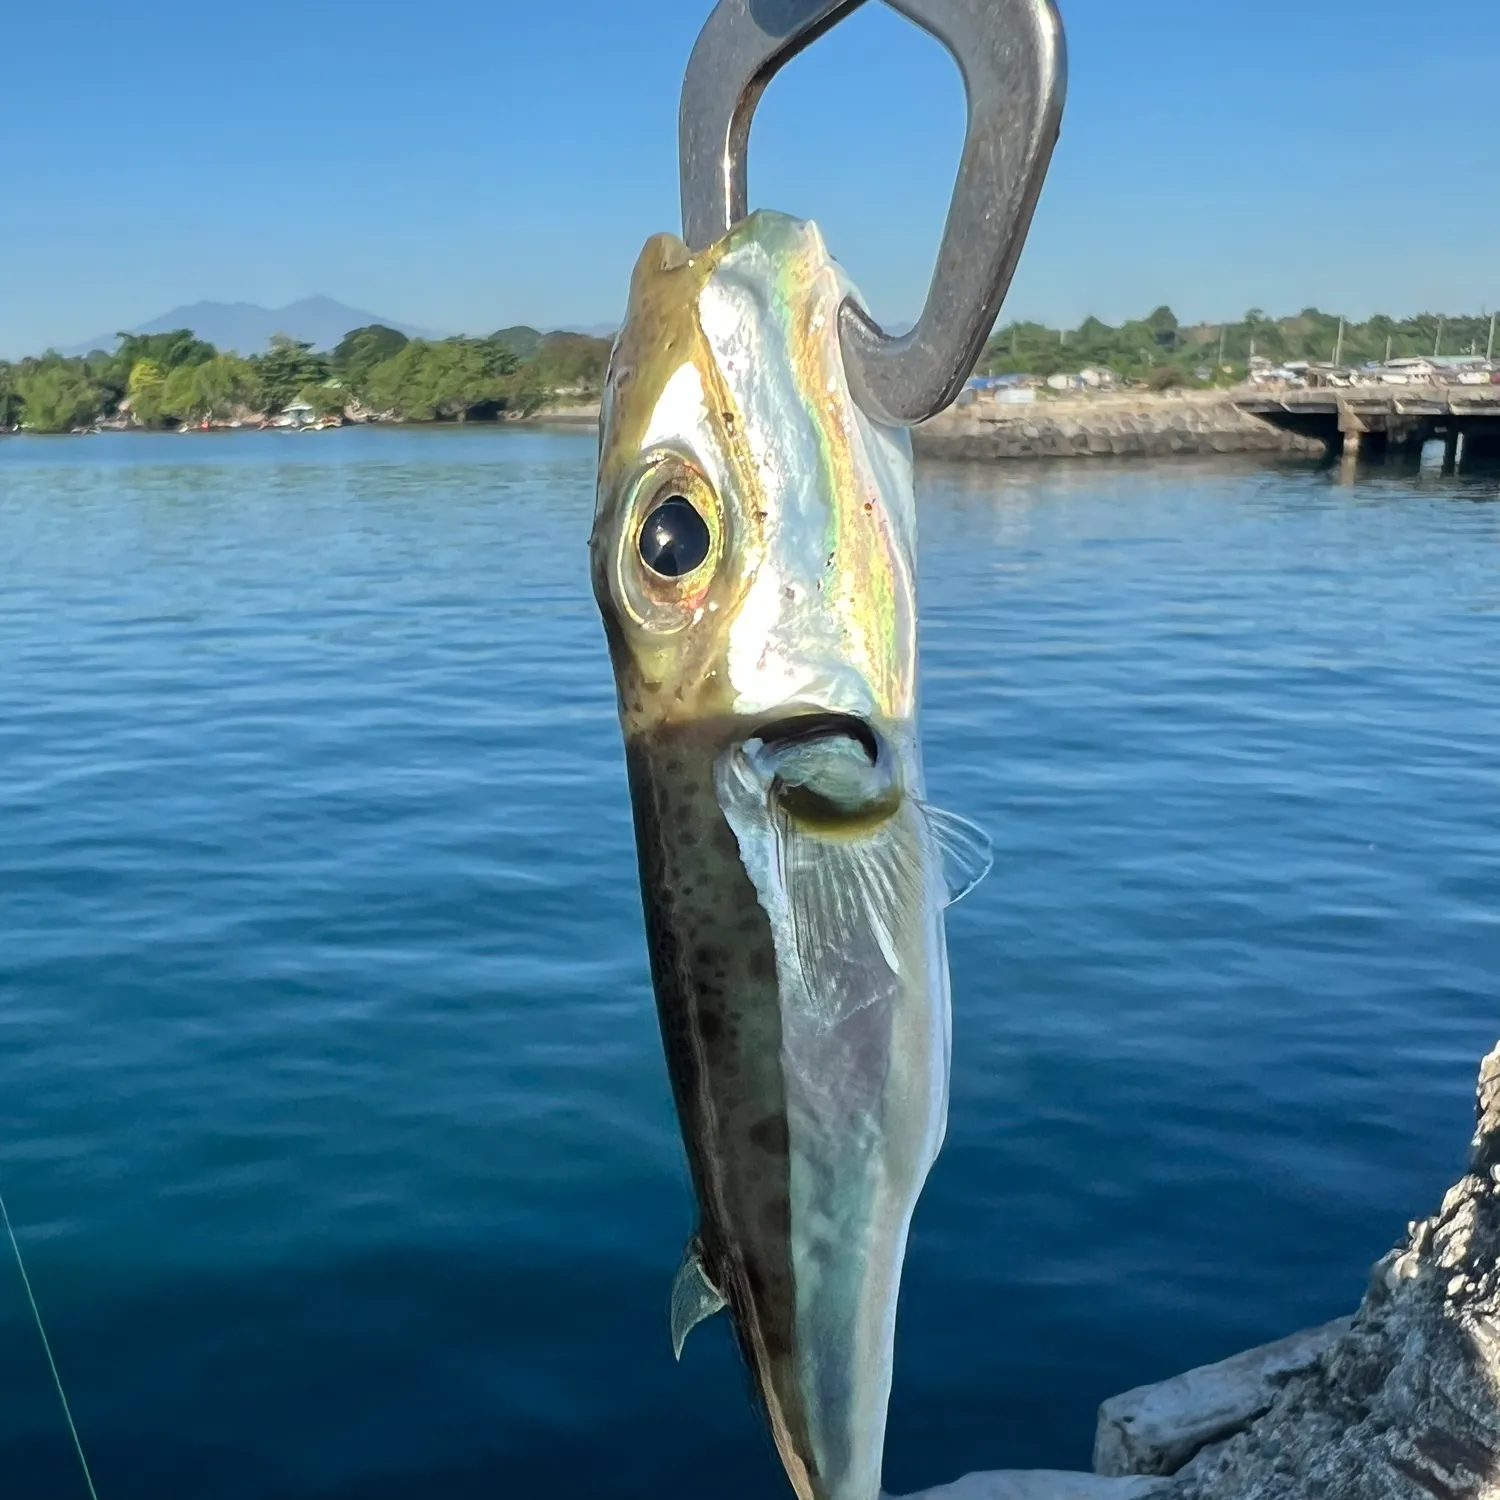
[913,389,1326,462]
[13,389,1491,462]
[0,403,607,438]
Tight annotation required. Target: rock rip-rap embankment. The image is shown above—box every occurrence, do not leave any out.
[1167,1041,1500,1499]
[911,394,1325,462]
[899,1042,1500,1500]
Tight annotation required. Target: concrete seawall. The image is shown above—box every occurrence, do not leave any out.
[913,393,1326,462]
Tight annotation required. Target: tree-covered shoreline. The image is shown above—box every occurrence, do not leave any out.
[0,323,613,434]
[980,305,1497,387]
[3,304,1494,433]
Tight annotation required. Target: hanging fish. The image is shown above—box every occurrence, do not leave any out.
[591,1,1063,1492]
[590,208,991,1500]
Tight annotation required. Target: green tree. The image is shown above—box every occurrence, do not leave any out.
[298,380,349,419]
[509,362,554,416]
[1146,305,1179,350]
[160,354,262,422]
[128,358,169,425]
[68,330,215,411]
[0,362,20,428]
[331,325,408,396]
[255,334,330,414]
[527,332,611,394]
[117,329,216,370]
[365,338,518,420]
[16,359,104,433]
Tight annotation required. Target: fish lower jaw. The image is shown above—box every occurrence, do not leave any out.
[741,711,906,833]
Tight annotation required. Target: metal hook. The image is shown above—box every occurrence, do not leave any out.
[679,0,1066,426]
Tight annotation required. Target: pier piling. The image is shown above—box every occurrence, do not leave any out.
[1238,388,1500,470]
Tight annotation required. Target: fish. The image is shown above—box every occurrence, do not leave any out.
[590,208,990,1500]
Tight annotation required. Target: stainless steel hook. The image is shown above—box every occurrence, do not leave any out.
[679,0,1066,426]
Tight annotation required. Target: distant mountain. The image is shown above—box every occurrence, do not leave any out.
[63,297,444,356]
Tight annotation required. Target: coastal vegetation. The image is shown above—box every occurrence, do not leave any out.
[2,305,1493,432]
[0,323,613,433]
[981,306,1498,386]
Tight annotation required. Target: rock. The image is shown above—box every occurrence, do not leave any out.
[911,392,1326,462]
[889,1045,1500,1500]
[1093,1319,1352,1476]
[893,1471,1166,1500]
[1163,1039,1500,1499]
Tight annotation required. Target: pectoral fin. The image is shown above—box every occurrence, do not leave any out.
[921,803,993,906]
[669,1238,726,1360]
[778,807,924,1030]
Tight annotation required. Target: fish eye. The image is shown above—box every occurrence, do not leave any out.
[638,495,711,578]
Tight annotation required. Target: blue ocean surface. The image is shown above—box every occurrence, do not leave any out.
[0,427,1496,1499]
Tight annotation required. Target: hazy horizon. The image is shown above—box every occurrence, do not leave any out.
[4,0,1498,358]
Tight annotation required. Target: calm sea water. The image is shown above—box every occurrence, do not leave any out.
[1,427,1496,1499]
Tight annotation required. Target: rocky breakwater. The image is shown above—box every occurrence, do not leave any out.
[898,1041,1500,1500]
[912,391,1325,462]
[1166,1039,1500,1499]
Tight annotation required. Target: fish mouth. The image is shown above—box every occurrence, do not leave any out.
[753,711,880,766]
[745,712,900,831]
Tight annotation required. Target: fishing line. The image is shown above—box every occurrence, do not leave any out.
[0,1184,101,1500]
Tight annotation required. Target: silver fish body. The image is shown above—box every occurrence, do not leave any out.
[591,210,986,1500]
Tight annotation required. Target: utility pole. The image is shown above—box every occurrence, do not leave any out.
[1385,334,1393,363]
[1217,325,1226,367]
[1333,316,1345,366]
[1488,312,1496,362]
[1434,317,1444,357]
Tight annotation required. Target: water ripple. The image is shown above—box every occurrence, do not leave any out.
[0,430,1495,1498]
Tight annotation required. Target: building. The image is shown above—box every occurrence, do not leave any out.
[960,373,1037,406]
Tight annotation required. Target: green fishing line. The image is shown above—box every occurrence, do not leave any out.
[0,1185,100,1500]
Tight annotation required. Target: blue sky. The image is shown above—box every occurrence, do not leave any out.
[1,0,1497,356]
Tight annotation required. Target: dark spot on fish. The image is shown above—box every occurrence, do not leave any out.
[723,410,735,431]
[694,944,726,970]
[697,1009,723,1043]
[748,1115,788,1156]
[748,949,774,981]
[864,501,873,513]
[665,757,683,773]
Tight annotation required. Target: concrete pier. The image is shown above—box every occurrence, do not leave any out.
[1235,388,1500,465]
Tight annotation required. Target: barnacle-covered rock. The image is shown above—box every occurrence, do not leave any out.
[1163,1041,1500,1500]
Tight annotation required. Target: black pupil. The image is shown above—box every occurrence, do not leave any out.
[638,496,710,578]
